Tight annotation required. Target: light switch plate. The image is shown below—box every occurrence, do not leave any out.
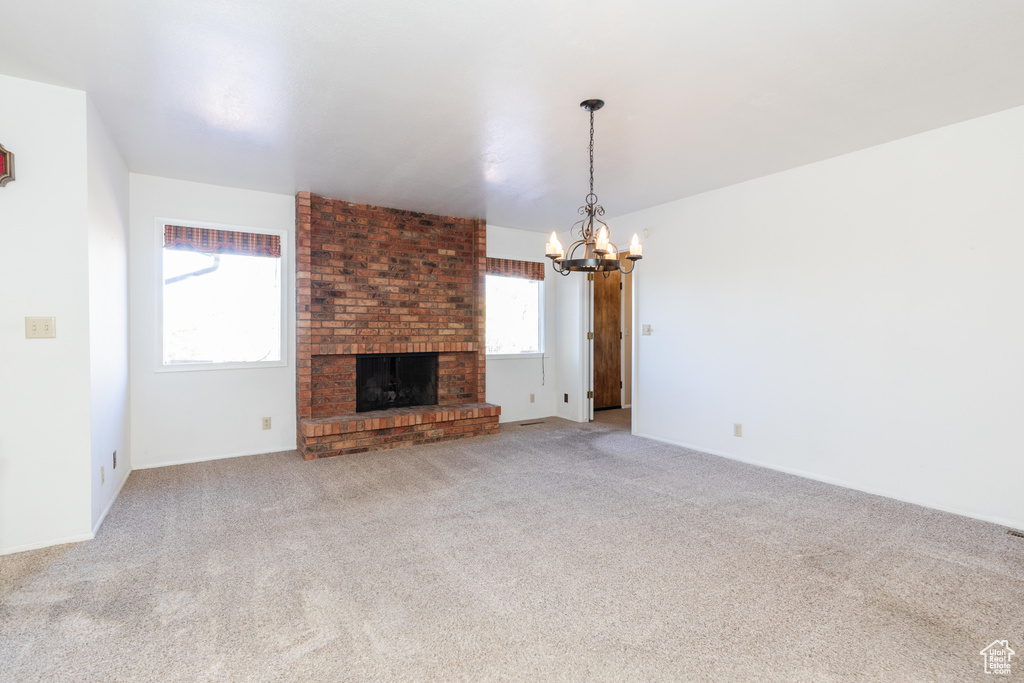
[25,317,56,338]
[641,324,652,336]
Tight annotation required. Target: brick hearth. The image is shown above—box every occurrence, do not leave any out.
[295,192,500,458]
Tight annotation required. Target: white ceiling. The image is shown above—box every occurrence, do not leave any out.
[2,0,1024,231]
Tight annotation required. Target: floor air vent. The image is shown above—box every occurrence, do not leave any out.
[519,421,546,426]
[1008,529,1024,539]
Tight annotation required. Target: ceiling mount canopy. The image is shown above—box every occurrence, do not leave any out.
[545,99,642,277]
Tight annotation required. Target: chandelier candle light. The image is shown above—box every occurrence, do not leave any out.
[545,99,642,276]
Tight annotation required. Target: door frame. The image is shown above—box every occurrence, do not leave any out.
[585,275,595,421]
[629,265,638,435]
[586,268,638,433]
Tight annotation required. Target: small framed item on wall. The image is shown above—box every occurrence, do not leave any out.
[0,143,14,187]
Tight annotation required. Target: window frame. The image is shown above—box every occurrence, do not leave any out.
[484,272,546,360]
[154,217,288,373]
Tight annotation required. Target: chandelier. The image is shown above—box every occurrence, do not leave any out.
[545,99,642,276]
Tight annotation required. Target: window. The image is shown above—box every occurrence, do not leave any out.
[485,258,545,356]
[159,222,285,369]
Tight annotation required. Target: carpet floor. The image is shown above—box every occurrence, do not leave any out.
[1,416,1022,681]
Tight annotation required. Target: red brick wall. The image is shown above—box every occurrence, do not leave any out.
[310,355,355,417]
[296,192,488,426]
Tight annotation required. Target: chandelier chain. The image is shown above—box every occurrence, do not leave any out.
[588,109,595,201]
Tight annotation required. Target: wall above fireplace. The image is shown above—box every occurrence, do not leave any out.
[295,192,499,458]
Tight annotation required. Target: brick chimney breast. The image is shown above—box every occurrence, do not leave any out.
[295,193,499,458]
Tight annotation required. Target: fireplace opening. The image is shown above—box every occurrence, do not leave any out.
[356,353,438,412]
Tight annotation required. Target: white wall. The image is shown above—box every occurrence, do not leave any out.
[0,75,93,554]
[485,225,558,422]
[614,104,1024,530]
[129,175,296,468]
[87,100,131,529]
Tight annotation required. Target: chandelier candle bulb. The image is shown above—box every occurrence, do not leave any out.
[546,232,564,258]
[594,226,609,254]
[629,234,643,258]
[604,245,617,260]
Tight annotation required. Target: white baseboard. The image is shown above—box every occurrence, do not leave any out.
[622,403,632,409]
[0,532,94,557]
[132,447,291,470]
[92,467,132,535]
[634,431,1024,533]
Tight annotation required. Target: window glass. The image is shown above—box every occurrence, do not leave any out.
[486,274,541,354]
[162,230,282,366]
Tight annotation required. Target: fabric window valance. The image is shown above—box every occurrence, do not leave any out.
[164,225,281,258]
[486,257,545,281]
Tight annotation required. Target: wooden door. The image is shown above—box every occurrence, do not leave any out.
[593,269,621,410]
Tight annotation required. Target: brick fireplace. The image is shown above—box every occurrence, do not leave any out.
[295,192,500,459]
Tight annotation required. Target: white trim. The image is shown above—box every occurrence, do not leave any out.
[154,217,289,373]
[92,467,132,535]
[620,267,626,408]
[132,447,287,470]
[634,431,1024,533]
[486,353,547,360]
[156,359,287,373]
[585,276,594,421]
[622,403,632,409]
[0,532,94,557]
[630,265,639,436]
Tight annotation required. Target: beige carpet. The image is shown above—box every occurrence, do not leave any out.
[2,417,1022,681]
[593,407,632,431]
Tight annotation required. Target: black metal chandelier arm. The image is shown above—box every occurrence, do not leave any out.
[550,259,572,276]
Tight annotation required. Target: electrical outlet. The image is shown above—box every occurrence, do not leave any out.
[25,316,56,339]
[641,324,652,336]
[734,424,743,437]
[564,393,569,403]
[112,451,117,469]
[262,417,272,430]
[100,466,105,484]
[529,393,535,403]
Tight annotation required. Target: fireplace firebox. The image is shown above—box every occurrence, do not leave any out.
[356,353,438,412]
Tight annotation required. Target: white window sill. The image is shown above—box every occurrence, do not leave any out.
[156,359,287,373]
[486,353,546,361]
